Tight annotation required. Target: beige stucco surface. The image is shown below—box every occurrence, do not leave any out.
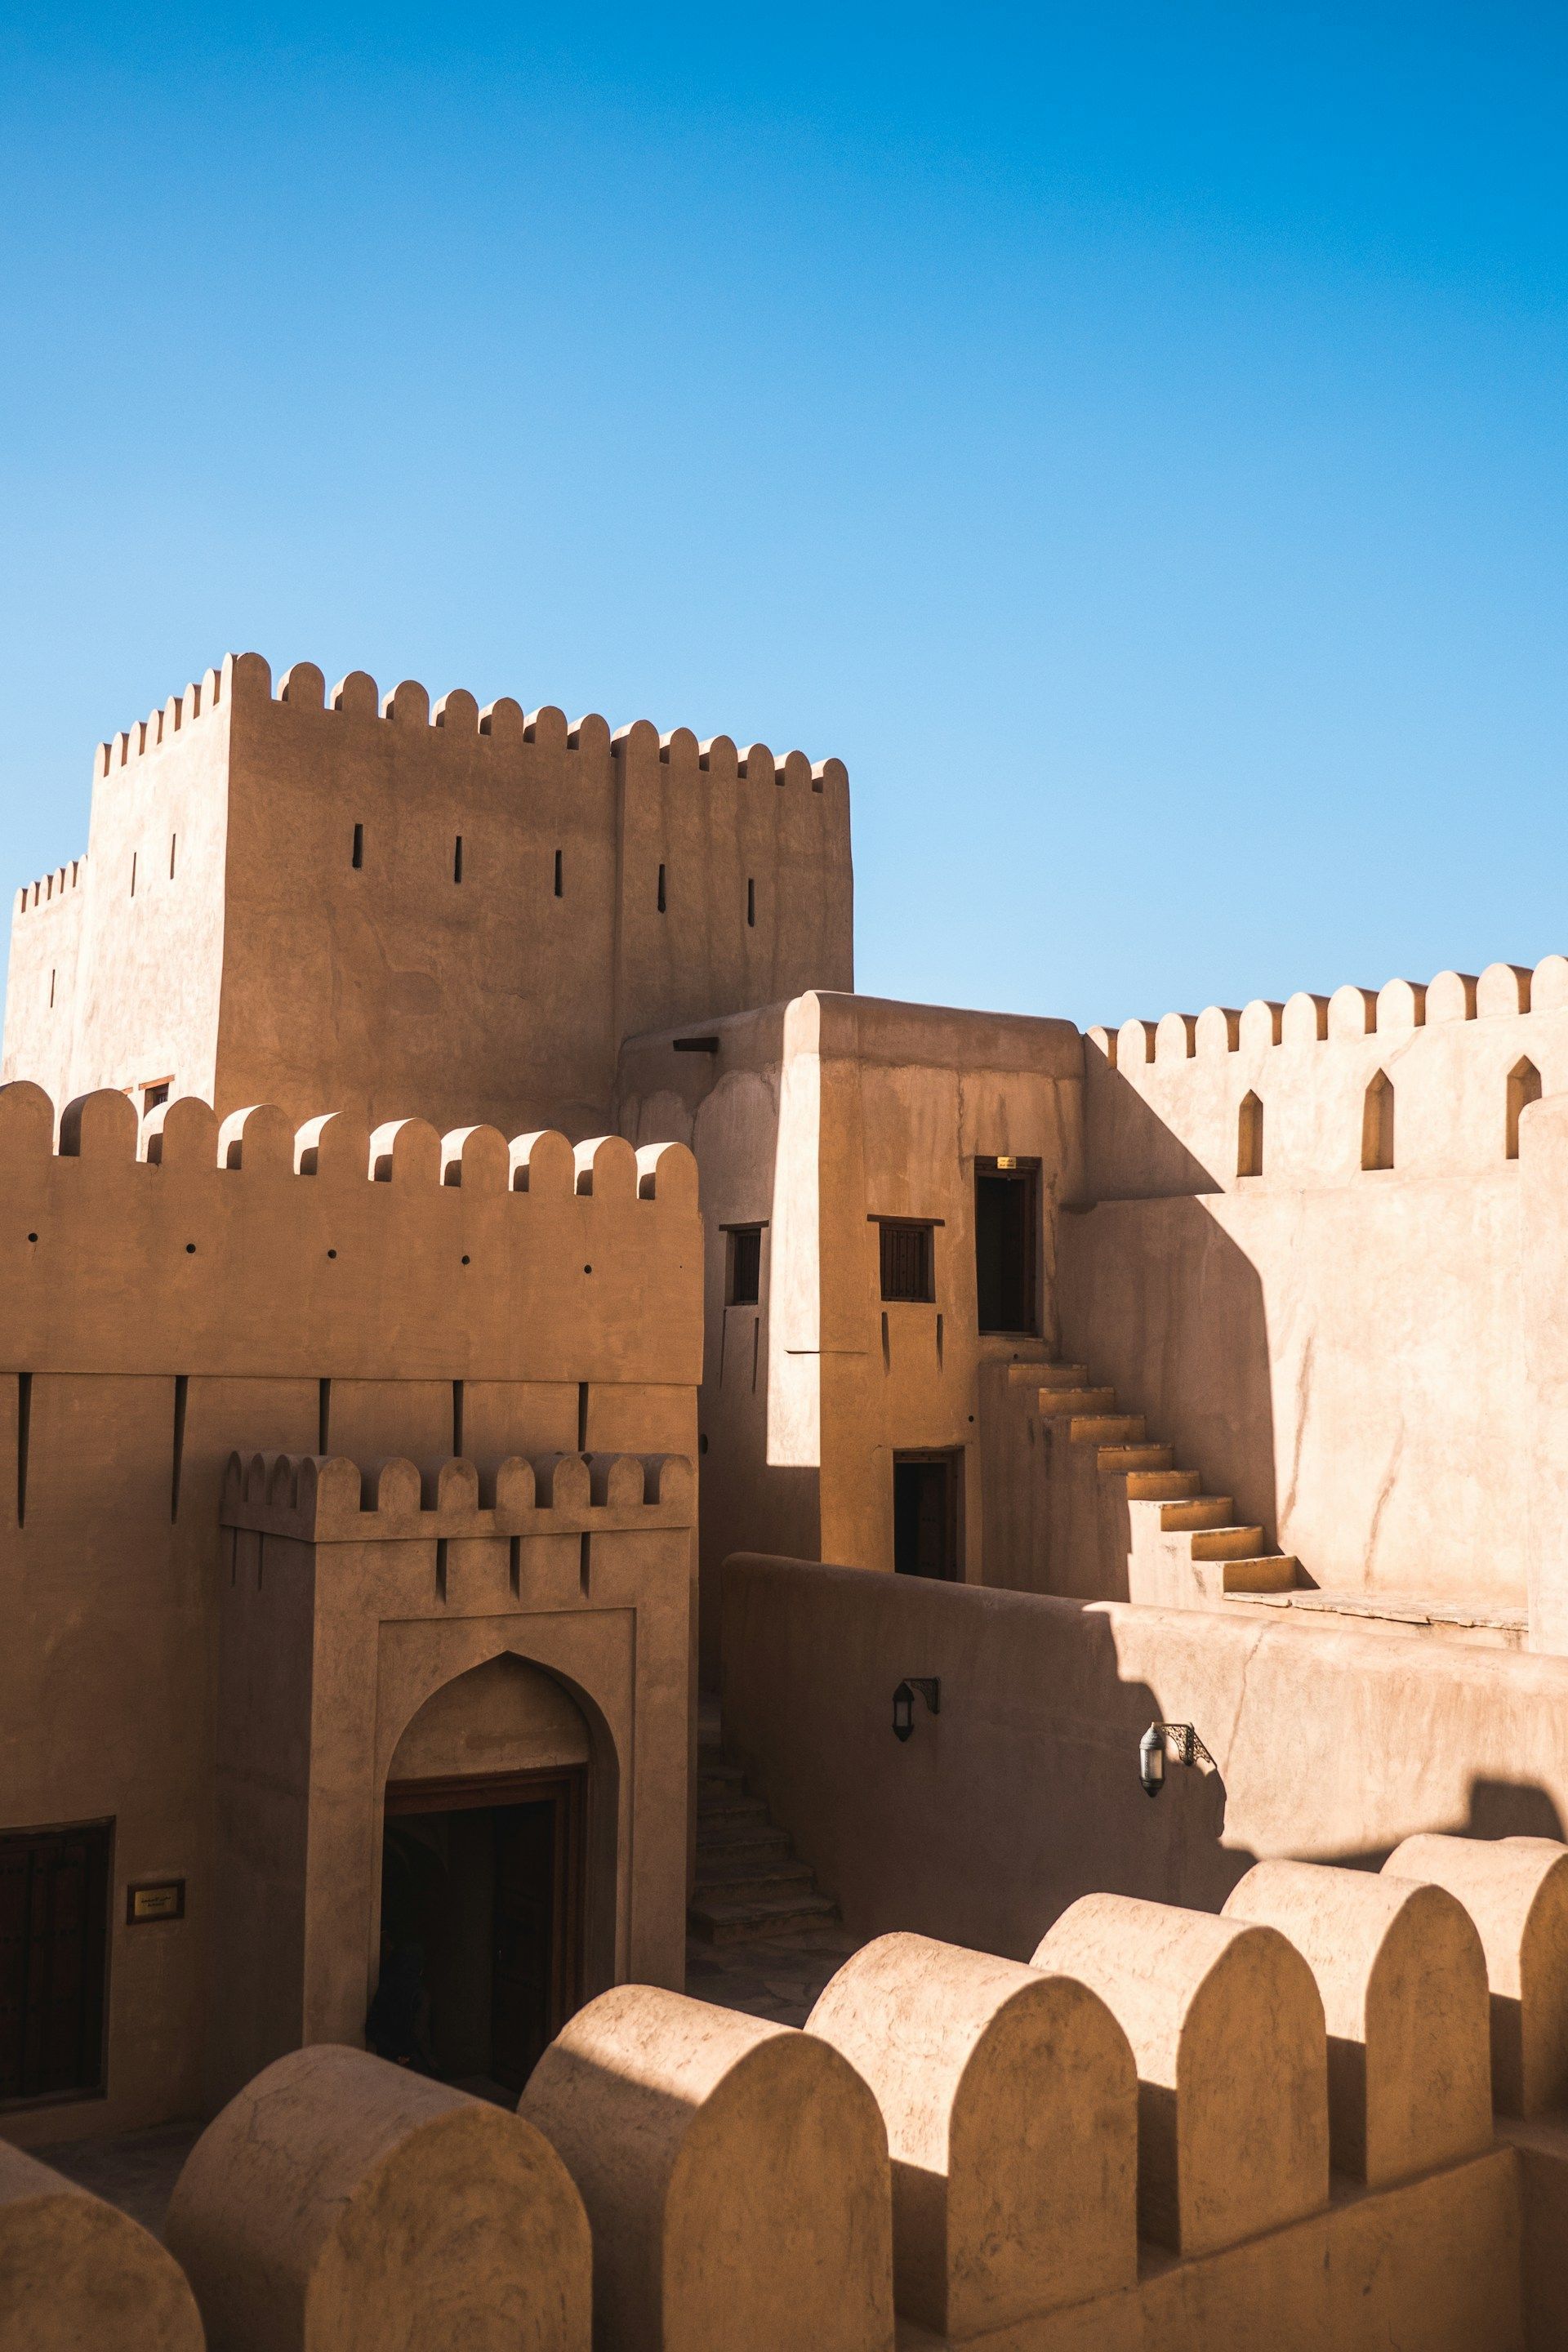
[522,1984,896,2352]
[721,1556,1568,1962]
[166,2043,590,2350]
[619,991,1083,1668]
[805,1931,1136,2335]
[0,2139,204,2350]
[0,1081,700,2141]
[1222,1860,1492,2185]
[1032,1895,1328,2256]
[5,653,853,1141]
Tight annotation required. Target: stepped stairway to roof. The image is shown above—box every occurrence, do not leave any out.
[1018,1359,1301,1601]
[688,1704,840,1945]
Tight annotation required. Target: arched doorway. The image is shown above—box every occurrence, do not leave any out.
[376,1655,591,2096]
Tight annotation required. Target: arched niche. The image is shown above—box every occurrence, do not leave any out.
[1362,1071,1395,1172]
[1237,1091,1263,1179]
[377,1651,621,2087]
[1508,1058,1542,1161]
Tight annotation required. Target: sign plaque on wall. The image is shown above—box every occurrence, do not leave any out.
[126,1879,186,1925]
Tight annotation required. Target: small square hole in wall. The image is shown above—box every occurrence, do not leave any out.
[142,1079,172,1111]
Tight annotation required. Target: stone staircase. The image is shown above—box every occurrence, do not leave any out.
[1022,1361,1301,1602]
[689,1712,840,1945]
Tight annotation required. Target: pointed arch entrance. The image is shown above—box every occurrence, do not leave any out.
[378,1655,592,2094]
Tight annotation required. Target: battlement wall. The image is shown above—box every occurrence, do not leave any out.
[1085,954,1568,1198]
[20,1835,1567,2346]
[3,648,854,1141]
[2,857,87,1111]
[0,1079,700,2145]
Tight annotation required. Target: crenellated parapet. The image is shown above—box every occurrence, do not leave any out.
[13,854,86,917]
[0,1080,700,1385]
[16,1837,1566,2350]
[220,1445,695,1540]
[87,647,847,797]
[8,647,854,1142]
[1083,951,1568,1196]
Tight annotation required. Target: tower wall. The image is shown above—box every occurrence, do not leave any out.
[2,652,854,1139]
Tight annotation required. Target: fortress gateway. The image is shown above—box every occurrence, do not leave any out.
[5,652,1568,2350]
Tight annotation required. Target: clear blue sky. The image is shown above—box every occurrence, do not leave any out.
[2,5,1563,1027]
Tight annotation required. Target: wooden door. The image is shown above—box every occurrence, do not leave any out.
[0,1823,111,2104]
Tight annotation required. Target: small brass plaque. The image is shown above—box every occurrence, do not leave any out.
[127,1879,185,1925]
[993,1156,1018,1170]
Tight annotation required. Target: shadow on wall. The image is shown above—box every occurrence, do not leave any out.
[1055,1185,1286,1593]
[720,1556,1568,1962]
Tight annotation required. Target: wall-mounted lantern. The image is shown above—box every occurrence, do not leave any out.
[893,1677,941,1742]
[1138,1720,1214,1797]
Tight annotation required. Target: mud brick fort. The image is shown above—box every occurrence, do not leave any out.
[5,650,1568,2348]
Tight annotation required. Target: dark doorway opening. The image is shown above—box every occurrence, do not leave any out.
[975,1157,1039,1334]
[0,1820,112,2106]
[893,1451,961,1579]
[380,1771,583,2096]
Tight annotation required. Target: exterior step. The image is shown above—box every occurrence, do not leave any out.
[695,1819,792,1860]
[697,1789,772,1825]
[1032,1363,1091,1389]
[1071,1414,1146,1445]
[1099,1443,1175,1473]
[687,1889,840,1944]
[1037,1387,1117,1419]
[1190,1526,1267,1561]
[1214,1554,1299,1594]
[1126,1469,1202,1501]
[694,1856,816,1901]
[1155,1497,1236,1531]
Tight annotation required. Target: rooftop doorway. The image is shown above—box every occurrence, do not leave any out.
[377,1769,583,2098]
[975,1156,1040,1335]
[893,1450,962,1579]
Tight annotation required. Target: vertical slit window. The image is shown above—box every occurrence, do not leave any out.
[351,822,364,870]
[554,849,564,898]
[746,877,755,927]
[130,852,136,898]
[16,1372,30,1528]
[453,835,464,884]
[657,862,666,913]
[171,1374,188,1521]
[47,969,55,1010]
[169,834,177,880]
[318,1378,332,1454]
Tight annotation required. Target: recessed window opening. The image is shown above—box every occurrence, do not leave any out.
[143,1080,171,1111]
[47,969,54,1010]
[453,835,464,884]
[129,852,136,898]
[727,1225,763,1306]
[746,877,755,927]
[1362,1071,1395,1172]
[352,822,364,870]
[880,1219,935,1304]
[168,834,177,880]
[1237,1092,1263,1178]
[554,849,564,898]
[1508,1058,1542,1160]
[657,862,666,914]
